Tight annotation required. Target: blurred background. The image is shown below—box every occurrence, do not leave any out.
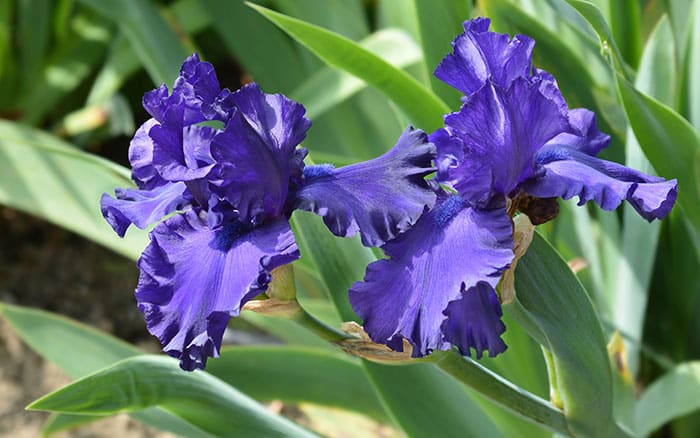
[1,0,699,436]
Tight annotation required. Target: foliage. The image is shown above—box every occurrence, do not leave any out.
[1,0,699,436]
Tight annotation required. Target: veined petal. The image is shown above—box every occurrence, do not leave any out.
[441,281,507,359]
[547,108,610,156]
[294,127,437,247]
[434,17,534,95]
[136,211,299,370]
[437,79,569,200]
[524,145,678,221]
[231,83,311,167]
[129,119,166,190]
[100,182,190,237]
[209,109,308,222]
[349,195,513,357]
[150,119,217,182]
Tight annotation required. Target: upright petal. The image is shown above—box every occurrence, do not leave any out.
[434,17,534,95]
[136,211,299,370]
[293,127,437,247]
[441,281,507,359]
[438,79,569,200]
[100,182,190,237]
[128,119,166,190]
[523,145,678,221]
[546,108,610,156]
[209,109,308,222]
[349,195,513,357]
[149,118,217,182]
[231,83,311,167]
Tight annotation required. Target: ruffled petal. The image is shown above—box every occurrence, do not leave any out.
[546,108,610,156]
[209,108,308,222]
[128,119,166,190]
[143,54,228,126]
[293,127,437,247]
[231,83,311,168]
[349,195,513,357]
[441,281,507,358]
[437,79,569,200]
[136,211,300,370]
[523,145,678,221]
[434,17,534,95]
[149,119,217,181]
[100,182,190,237]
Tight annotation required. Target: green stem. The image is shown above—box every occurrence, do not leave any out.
[289,304,353,342]
[430,350,571,436]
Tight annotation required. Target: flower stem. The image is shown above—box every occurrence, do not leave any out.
[290,304,354,342]
[430,350,571,435]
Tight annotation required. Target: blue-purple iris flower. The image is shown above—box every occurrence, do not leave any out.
[349,18,678,359]
[101,54,436,370]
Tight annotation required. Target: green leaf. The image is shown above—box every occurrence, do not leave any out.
[411,0,470,108]
[363,361,504,437]
[290,28,422,120]
[612,15,676,375]
[636,362,700,436]
[508,233,619,436]
[562,0,631,78]
[680,1,700,130]
[608,0,642,68]
[206,346,388,421]
[18,14,112,125]
[17,0,51,91]
[0,120,147,259]
[248,2,450,132]
[0,303,211,437]
[28,356,316,438]
[291,211,374,322]
[77,0,189,85]
[615,75,700,238]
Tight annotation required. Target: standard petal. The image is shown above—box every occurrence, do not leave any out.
[349,195,513,357]
[293,127,437,247]
[523,145,678,221]
[136,211,300,370]
[546,108,610,156]
[438,79,569,199]
[128,119,166,190]
[434,17,534,95]
[149,118,217,182]
[231,83,311,162]
[209,109,308,221]
[441,281,507,359]
[100,182,190,237]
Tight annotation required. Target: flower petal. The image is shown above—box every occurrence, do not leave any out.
[293,127,437,247]
[129,119,166,190]
[136,211,299,370]
[547,108,610,156]
[150,120,217,181]
[349,195,513,357]
[100,182,190,237]
[441,281,507,359]
[434,17,534,95]
[437,79,569,200]
[231,83,311,161]
[524,145,678,221]
[209,108,308,222]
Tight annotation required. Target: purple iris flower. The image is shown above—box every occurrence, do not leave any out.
[101,54,436,370]
[349,18,678,359]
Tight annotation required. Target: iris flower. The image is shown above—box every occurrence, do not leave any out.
[101,55,436,370]
[349,18,677,359]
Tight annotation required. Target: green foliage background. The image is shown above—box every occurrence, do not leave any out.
[1,0,699,436]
